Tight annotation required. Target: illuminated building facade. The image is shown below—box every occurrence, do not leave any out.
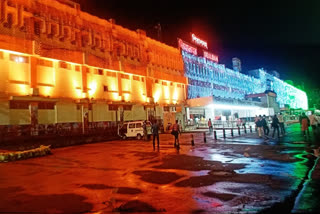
[0,0,186,134]
[179,35,308,122]
[248,69,308,110]
[0,0,308,135]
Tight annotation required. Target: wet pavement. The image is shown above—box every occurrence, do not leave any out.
[0,123,319,213]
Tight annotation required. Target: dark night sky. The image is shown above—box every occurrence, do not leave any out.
[75,0,320,90]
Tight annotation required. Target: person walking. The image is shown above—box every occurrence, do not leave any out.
[208,118,213,133]
[262,115,269,136]
[172,120,181,148]
[256,115,264,138]
[300,112,310,137]
[152,120,160,149]
[277,113,285,136]
[271,115,280,138]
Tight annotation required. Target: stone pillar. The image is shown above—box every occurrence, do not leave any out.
[30,102,38,136]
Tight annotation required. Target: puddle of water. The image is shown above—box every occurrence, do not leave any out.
[190,147,310,180]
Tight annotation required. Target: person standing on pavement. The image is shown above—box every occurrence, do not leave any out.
[208,118,213,133]
[277,113,286,136]
[254,115,259,131]
[316,114,320,128]
[172,120,181,148]
[143,120,148,141]
[300,112,310,137]
[152,120,160,149]
[256,115,264,138]
[271,115,280,138]
[262,115,269,136]
[308,111,319,133]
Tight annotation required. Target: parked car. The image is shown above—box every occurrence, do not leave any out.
[118,121,152,140]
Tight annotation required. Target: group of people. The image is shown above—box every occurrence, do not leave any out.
[255,111,320,139]
[299,111,319,137]
[146,120,181,150]
[255,113,286,139]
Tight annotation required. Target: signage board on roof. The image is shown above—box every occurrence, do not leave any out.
[191,33,208,49]
[178,38,197,55]
[203,50,219,63]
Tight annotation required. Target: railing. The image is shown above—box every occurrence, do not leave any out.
[186,120,255,129]
[0,123,119,144]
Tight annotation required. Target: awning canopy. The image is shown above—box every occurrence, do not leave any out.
[187,96,213,107]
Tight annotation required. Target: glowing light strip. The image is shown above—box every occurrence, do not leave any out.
[0,49,30,56]
[208,103,261,110]
[178,39,197,55]
[191,34,208,49]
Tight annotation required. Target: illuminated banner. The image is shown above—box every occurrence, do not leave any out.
[203,50,219,63]
[191,33,208,49]
[178,38,197,55]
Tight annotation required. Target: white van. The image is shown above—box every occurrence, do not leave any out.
[118,121,152,140]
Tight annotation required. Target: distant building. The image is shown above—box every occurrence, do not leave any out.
[232,57,242,72]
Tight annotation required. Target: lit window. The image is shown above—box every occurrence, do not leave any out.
[123,105,132,111]
[75,65,81,71]
[121,74,129,79]
[107,71,116,77]
[9,101,29,109]
[38,102,55,109]
[108,105,118,111]
[59,61,71,69]
[133,76,140,81]
[37,59,53,67]
[10,54,29,63]
[98,69,103,75]
[34,21,41,36]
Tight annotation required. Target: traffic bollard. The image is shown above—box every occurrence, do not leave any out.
[214,130,217,140]
[250,126,252,133]
[223,129,226,138]
[191,134,195,146]
[231,128,234,137]
[203,132,207,143]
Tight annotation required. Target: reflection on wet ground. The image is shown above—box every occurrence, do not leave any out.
[0,124,319,213]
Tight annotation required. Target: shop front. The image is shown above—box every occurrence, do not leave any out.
[186,96,271,129]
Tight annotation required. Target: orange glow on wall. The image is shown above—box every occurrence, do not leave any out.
[172,88,179,104]
[164,86,170,100]
[111,92,120,101]
[123,93,131,102]
[88,81,98,98]
[153,89,161,103]
[42,86,53,97]
[0,0,187,112]
[17,84,29,95]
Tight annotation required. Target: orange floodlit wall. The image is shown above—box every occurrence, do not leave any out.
[0,0,186,126]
